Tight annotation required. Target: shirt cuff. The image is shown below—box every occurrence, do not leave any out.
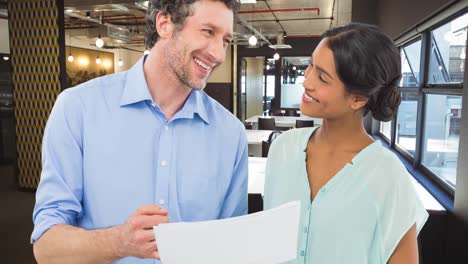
[31,214,70,244]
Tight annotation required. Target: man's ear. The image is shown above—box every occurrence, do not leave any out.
[155,11,174,39]
[350,95,369,111]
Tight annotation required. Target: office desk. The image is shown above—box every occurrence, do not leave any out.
[245,115,321,129]
[246,130,273,157]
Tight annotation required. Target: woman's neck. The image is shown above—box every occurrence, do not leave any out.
[314,114,374,151]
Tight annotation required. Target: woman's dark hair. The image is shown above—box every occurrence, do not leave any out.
[145,0,240,49]
[321,22,402,121]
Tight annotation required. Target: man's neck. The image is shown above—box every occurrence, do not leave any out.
[143,52,192,122]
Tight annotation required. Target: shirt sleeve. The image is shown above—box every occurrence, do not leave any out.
[219,123,248,218]
[31,90,85,243]
[373,157,429,262]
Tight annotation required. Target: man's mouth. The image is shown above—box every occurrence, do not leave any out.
[193,57,213,71]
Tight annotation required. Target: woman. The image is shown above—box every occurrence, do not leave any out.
[264,23,428,264]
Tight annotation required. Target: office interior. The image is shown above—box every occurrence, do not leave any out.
[0,0,468,263]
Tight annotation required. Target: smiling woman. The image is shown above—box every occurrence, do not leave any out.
[264,23,428,264]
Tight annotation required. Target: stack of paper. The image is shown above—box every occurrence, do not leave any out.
[154,201,301,264]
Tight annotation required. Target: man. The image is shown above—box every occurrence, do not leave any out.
[32,0,246,263]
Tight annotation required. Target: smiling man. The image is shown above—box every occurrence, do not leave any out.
[32,1,247,263]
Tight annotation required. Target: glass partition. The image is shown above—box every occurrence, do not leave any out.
[280,56,310,109]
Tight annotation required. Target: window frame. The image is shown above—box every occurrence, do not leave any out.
[378,9,468,198]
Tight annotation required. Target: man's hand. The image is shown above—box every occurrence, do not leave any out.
[114,205,169,259]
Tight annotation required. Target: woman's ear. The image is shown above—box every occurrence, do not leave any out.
[350,95,369,111]
[155,11,174,40]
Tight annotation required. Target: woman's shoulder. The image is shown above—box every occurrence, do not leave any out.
[271,127,317,150]
[357,142,416,198]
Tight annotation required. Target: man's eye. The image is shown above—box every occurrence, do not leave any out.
[203,29,214,35]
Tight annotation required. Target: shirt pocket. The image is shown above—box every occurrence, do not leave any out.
[176,164,224,221]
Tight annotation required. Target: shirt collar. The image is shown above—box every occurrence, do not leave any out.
[120,55,153,106]
[177,89,210,124]
[120,55,210,124]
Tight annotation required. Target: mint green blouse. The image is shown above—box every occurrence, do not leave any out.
[264,127,428,264]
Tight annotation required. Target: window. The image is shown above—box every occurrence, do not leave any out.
[380,11,467,192]
[396,92,419,155]
[422,94,461,188]
[400,40,422,87]
[428,13,467,84]
[396,39,422,155]
[380,121,392,141]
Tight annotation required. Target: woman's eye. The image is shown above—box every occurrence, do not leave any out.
[319,75,327,83]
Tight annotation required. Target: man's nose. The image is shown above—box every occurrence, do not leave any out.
[208,37,226,64]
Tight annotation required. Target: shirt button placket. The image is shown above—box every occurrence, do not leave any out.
[300,204,313,261]
[156,122,171,210]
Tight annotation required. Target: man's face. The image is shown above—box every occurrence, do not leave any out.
[164,0,234,90]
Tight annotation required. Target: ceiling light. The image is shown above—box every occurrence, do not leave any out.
[135,1,149,9]
[118,59,123,67]
[292,66,296,70]
[96,36,104,48]
[111,4,129,11]
[273,53,280,60]
[96,56,101,64]
[68,55,74,62]
[240,0,256,3]
[248,35,257,46]
[266,65,270,70]
[3,56,9,61]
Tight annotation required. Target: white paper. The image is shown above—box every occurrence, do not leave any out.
[154,201,301,264]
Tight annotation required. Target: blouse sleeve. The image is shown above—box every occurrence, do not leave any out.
[372,156,429,262]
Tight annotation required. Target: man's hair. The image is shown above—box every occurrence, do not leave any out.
[144,0,240,49]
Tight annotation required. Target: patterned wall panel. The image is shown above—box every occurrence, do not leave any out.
[8,0,62,189]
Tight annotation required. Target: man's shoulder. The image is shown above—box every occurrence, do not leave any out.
[65,71,127,99]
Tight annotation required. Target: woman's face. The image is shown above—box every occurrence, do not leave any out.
[300,38,364,120]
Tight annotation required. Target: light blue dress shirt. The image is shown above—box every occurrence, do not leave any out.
[32,56,248,263]
[264,127,428,264]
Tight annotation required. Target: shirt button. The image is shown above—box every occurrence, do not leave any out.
[159,199,165,205]
[300,250,305,256]
[164,125,169,131]
[161,160,167,167]
[322,188,327,193]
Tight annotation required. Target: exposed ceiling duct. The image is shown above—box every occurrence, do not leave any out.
[269,33,292,49]
[236,15,272,47]
[62,0,350,49]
